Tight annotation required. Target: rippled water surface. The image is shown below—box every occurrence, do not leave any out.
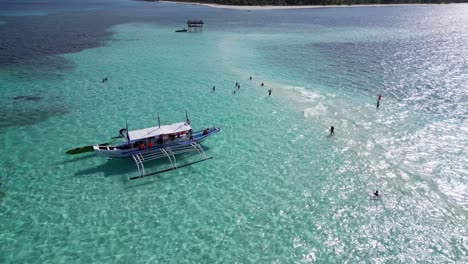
[0,1,467,263]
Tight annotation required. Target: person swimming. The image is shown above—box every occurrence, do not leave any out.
[102,77,108,83]
[330,126,334,135]
[373,191,379,197]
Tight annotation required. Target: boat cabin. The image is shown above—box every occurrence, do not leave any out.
[126,122,192,145]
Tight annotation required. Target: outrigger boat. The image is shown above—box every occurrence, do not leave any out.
[68,113,220,180]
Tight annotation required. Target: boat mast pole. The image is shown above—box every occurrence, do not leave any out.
[157,113,160,128]
[126,119,130,143]
[185,110,190,124]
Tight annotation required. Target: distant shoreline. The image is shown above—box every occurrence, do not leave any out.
[159,1,447,10]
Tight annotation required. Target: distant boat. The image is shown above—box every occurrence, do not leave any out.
[175,29,187,33]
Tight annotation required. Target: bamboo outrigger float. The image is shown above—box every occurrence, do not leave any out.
[67,112,220,180]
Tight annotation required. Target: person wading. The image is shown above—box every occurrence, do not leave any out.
[376,94,382,109]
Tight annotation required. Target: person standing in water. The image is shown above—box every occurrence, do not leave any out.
[330,126,334,135]
[376,94,382,109]
[212,86,216,92]
[261,82,264,87]
[268,89,272,96]
[249,76,252,80]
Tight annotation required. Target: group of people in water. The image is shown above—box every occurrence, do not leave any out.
[101,75,273,96]
[210,76,272,96]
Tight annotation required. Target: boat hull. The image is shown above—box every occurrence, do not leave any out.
[93,127,220,159]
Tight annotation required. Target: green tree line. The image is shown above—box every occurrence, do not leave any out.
[165,0,467,6]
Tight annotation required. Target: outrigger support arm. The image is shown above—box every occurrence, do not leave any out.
[129,141,209,180]
[128,157,213,180]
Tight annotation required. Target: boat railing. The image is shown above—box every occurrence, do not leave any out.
[190,142,206,160]
[133,154,145,176]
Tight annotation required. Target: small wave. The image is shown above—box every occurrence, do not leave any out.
[303,105,328,118]
[283,86,330,118]
[286,85,321,102]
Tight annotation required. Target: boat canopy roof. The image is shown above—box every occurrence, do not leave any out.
[127,122,191,141]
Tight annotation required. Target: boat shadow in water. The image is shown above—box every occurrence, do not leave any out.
[56,153,96,165]
[75,158,137,178]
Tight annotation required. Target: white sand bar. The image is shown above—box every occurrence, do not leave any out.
[160,1,440,10]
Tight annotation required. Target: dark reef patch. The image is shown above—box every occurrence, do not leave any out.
[0,53,76,81]
[0,11,116,68]
[0,2,234,69]
[0,105,68,128]
[13,95,42,101]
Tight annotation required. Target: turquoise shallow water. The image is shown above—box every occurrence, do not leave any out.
[0,2,467,263]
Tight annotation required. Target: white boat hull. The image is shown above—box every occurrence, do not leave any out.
[93,127,219,159]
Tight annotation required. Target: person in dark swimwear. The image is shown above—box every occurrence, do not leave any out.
[261,82,264,86]
[373,191,379,197]
[377,100,380,109]
[212,86,216,92]
[102,77,108,83]
[249,76,252,80]
[330,126,334,135]
[188,129,193,141]
[157,137,163,144]
[268,89,272,96]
